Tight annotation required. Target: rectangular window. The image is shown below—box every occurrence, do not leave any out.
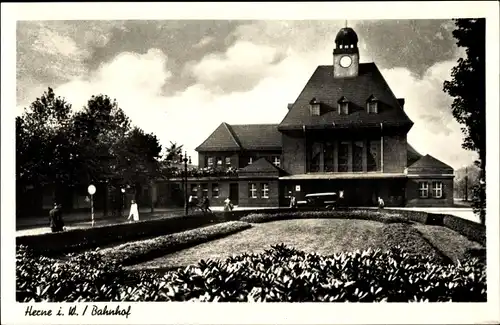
[201,183,208,197]
[225,157,231,167]
[207,157,214,167]
[310,104,320,116]
[353,141,363,172]
[338,142,349,172]
[367,102,378,114]
[273,156,281,167]
[190,184,198,198]
[249,183,257,198]
[309,142,322,172]
[338,102,349,114]
[432,181,443,198]
[324,142,334,172]
[367,140,379,172]
[216,157,223,166]
[212,184,219,198]
[261,183,269,199]
[419,182,429,198]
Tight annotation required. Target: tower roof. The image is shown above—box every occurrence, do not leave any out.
[335,27,359,45]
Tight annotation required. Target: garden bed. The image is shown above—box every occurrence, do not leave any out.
[98,221,252,266]
[130,219,444,272]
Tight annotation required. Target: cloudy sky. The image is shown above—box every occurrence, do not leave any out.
[16,19,479,169]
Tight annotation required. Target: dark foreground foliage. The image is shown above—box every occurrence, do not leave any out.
[17,243,486,302]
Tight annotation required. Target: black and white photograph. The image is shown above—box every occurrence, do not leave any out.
[1,2,499,324]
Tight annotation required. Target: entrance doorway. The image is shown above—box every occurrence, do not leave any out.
[229,183,239,205]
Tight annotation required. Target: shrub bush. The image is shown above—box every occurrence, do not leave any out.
[17,244,486,302]
[16,213,236,256]
[99,221,252,265]
[241,210,411,225]
[442,214,486,246]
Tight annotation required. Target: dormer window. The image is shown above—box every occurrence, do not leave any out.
[337,96,349,114]
[366,95,379,114]
[309,97,321,116]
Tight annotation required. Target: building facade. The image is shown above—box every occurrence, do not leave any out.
[172,26,454,208]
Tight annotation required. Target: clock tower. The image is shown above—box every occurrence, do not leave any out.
[333,26,359,78]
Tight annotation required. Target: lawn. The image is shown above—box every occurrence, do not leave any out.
[129,218,460,272]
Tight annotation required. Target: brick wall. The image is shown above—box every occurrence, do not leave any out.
[239,179,279,207]
[383,134,407,173]
[282,133,306,174]
[198,152,239,169]
[406,177,454,207]
[239,151,282,168]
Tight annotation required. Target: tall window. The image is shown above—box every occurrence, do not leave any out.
[225,157,231,167]
[190,184,198,198]
[367,140,379,172]
[216,157,223,166]
[310,104,320,116]
[324,142,334,172]
[212,184,219,198]
[273,156,281,167]
[207,157,214,167]
[419,182,429,198]
[261,183,269,199]
[353,141,363,172]
[201,183,208,197]
[432,181,443,198]
[249,183,257,198]
[310,142,322,172]
[338,142,349,172]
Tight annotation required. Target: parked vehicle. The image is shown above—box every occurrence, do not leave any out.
[299,192,340,211]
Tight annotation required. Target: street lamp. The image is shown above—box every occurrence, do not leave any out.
[179,151,191,216]
[464,165,469,202]
[87,184,96,227]
[121,188,126,217]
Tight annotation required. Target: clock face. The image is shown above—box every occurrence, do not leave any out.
[340,55,352,68]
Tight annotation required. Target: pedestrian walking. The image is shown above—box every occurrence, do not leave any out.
[224,197,234,212]
[378,196,385,210]
[127,199,140,222]
[49,203,64,232]
[202,196,212,213]
[289,192,297,210]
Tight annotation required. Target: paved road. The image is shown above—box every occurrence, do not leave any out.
[16,206,479,237]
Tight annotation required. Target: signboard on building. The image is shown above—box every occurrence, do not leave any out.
[295,185,301,192]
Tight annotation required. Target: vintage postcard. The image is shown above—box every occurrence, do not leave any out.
[1,1,499,325]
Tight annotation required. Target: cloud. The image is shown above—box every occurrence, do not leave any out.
[188,41,288,93]
[381,58,478,169]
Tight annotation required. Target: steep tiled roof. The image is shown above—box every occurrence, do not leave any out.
[278,63,413,130]
[408,154,453,171]
[195,122,241,151]
[407,143,423,166]
[196,123,281,152]
[230,124,281,150]
[239,158,281,173]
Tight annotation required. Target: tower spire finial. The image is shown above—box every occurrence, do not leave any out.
[345,20,348,28]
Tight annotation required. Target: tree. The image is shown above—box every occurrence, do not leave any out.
[443,18,486,224]
[16,88,75,215]
[164,141,184,163]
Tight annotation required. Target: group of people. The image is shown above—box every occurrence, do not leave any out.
[188,195,234,213]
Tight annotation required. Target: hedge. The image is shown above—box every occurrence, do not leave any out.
[16,212,240,256]
[442,214,486,246]
[17,243,486,302]
[241,210,411,224]
[98,221,252,266]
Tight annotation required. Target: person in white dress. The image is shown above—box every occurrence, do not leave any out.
[127,199,140,222]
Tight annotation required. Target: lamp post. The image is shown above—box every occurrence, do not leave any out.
[464,165,468,202]
[180,151,191,216]
[87,185,96,227]
[121,188,126,217]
